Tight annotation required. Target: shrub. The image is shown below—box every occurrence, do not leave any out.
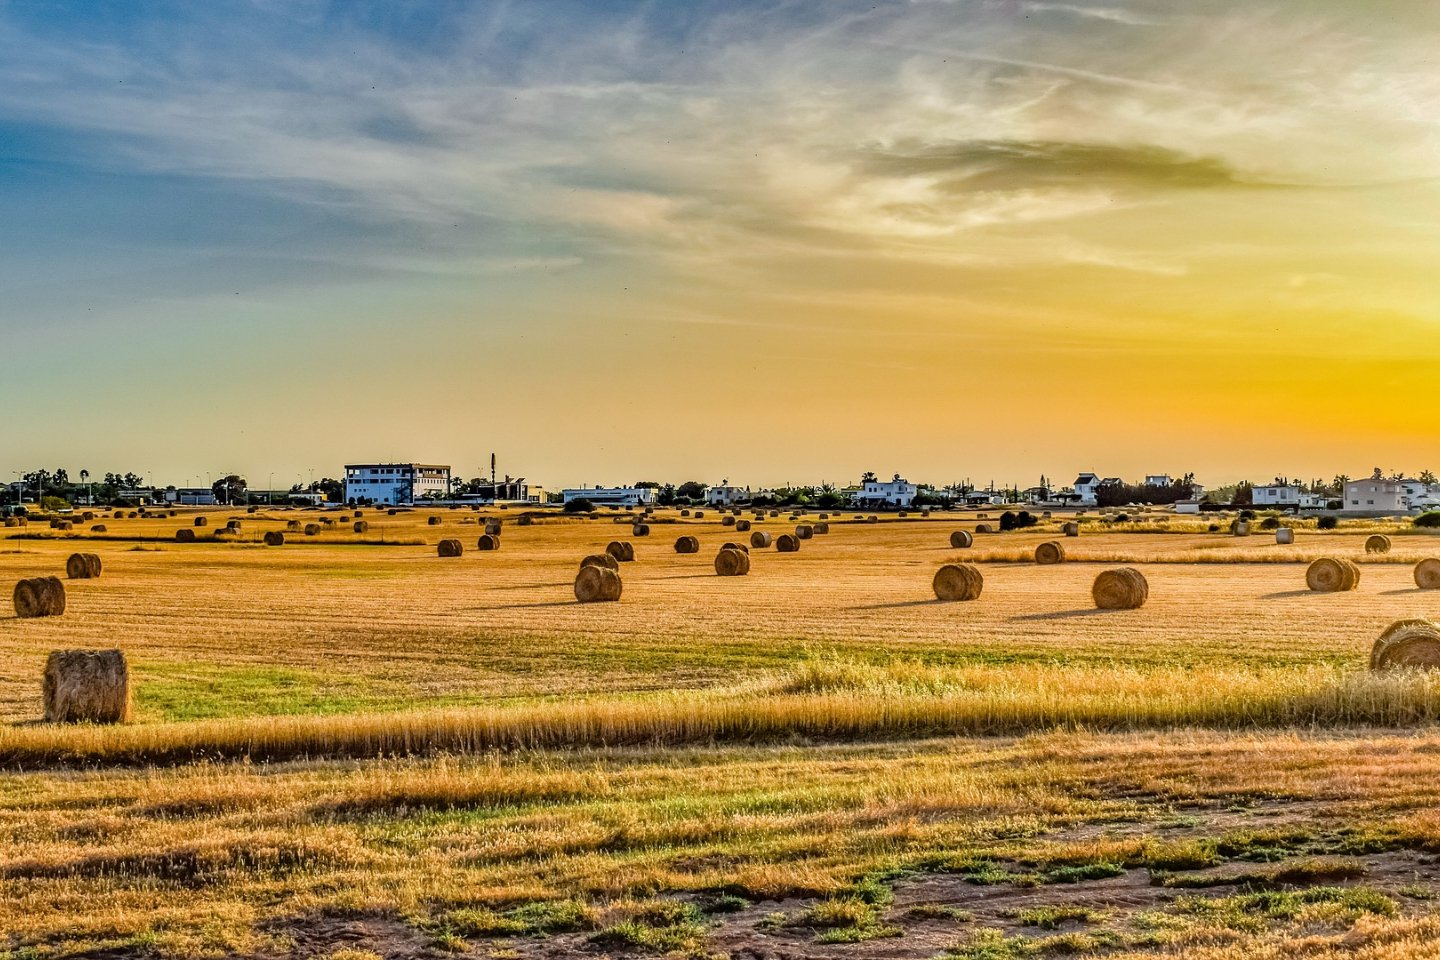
[1318,516,1339,530]
[1260,517,1281,530]
[1240,509,1256,520]
[1000,511,1038,531]
[562,498,594,514]
[1416,513,1440,529]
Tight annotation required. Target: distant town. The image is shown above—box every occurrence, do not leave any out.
[4,461,1438,518]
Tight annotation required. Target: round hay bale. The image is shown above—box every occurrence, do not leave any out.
[581,553,620,571]
[65,553,102,579]
[813,522,829,535]
[14,577,65,618]
[768,511,778,518]
[263,531,285,546]
[735,520,751,532]
[175,528,196,542]
[1370,619,1440,671]
[56,521,73,532]
[776,534,800,553]
[517,516,533,526]
[1035,541,1066,565]
[932,563,983,602]
[1306,557,1357,593]
[1062,522,1079,537]
[795,524,814,540]
[247,506,258,514]
[304,524,321,536]
[605,541,635,562]
[81,512,94,522]
[90,524,107,533]
[1275,528,1295,545]
[477,534,500,551]
[1415,559,1440,590]
[722,516,735,527]
[127,512,138,519]
[353,521,369,534]
[721,541,750,552]
[1231,520,1250,537]
[867,515,879,524]
[732,508,742,516]
[339,515,351,523]
[1341,558,1361,590]
[1092,568,1148,610]
[227,520,242,531]
[437,538,463,557]
[484,520,503,535]
[3,518,18,527]
[427,516,441,526]
[632,523,650,537]
[976,524,992,534]
[43,649,130,723]
[354,510,364,518]
[1366,535,1392,555]
[750,531,773,548]
[950,531,974,549]
[574,565,622,603]
[680,510,691,518]
[898,511,909,518]
[714,547,751,577]
[674,535,700,554]
[819,513,829,520]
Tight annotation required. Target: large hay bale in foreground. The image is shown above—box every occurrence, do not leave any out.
[14,577,65,618]
[574,565,622,603]
[950,531,973,549]
[581,553,620,571]
[674,536,700,554]
[795,524,814,540]
[437,538,463,557]
[66,553,102,579]
[606,540,635,562]
[1275,528,1295,545]
[1370,619,1440,671]
[932,563,983,602]
[736,520,751,532]
[750,531,773,548]
[714,547,751,577]
[1416,559,1440,590]
[353,521,369,534]
[1092,568,1149,610]
[263,531,285,546]
[1366,534,1392,555]
[1062,522,1079,538]
[477,534,500,551]
[721,541,749,552]
[43,649,130,724]
[1306,557,1360,593]
[175,528,197,542]
[1035,541,1066,565]
[776,534,801,553]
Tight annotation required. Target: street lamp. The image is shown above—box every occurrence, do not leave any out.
[268,472,274,505]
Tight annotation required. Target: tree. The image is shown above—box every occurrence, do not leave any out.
[211,475,247,505]
[563,498,594,514]
[1421,470,1437,486]
[861,471,877,484]
[309,478,344,502]
[675,481,707,503]
[122,472,143,489]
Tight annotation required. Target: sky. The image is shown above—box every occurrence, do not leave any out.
[1,0,1438,491]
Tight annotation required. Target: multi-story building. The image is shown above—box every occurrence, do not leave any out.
[1252,483,1303,508]
[707,485,748,506]
[854,475,918,508]
[1072,473,1101,505]
[561,486,658,507]
[1344,476,1406,514]
[343,463,451,504]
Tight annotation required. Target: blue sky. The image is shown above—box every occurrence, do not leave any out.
[3,1,1438,488]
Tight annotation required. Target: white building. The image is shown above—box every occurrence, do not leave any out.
[1073,473,1101,505]
[166,487,217,506]
[1145,474,1173,488]
[344,463,451,504]
[1175,500,1202,515]
[1344,476,1406,514]
[707,485,748,506]
[561,486,658,507]
[1252,483,1303,508]
[854,475,918,508]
